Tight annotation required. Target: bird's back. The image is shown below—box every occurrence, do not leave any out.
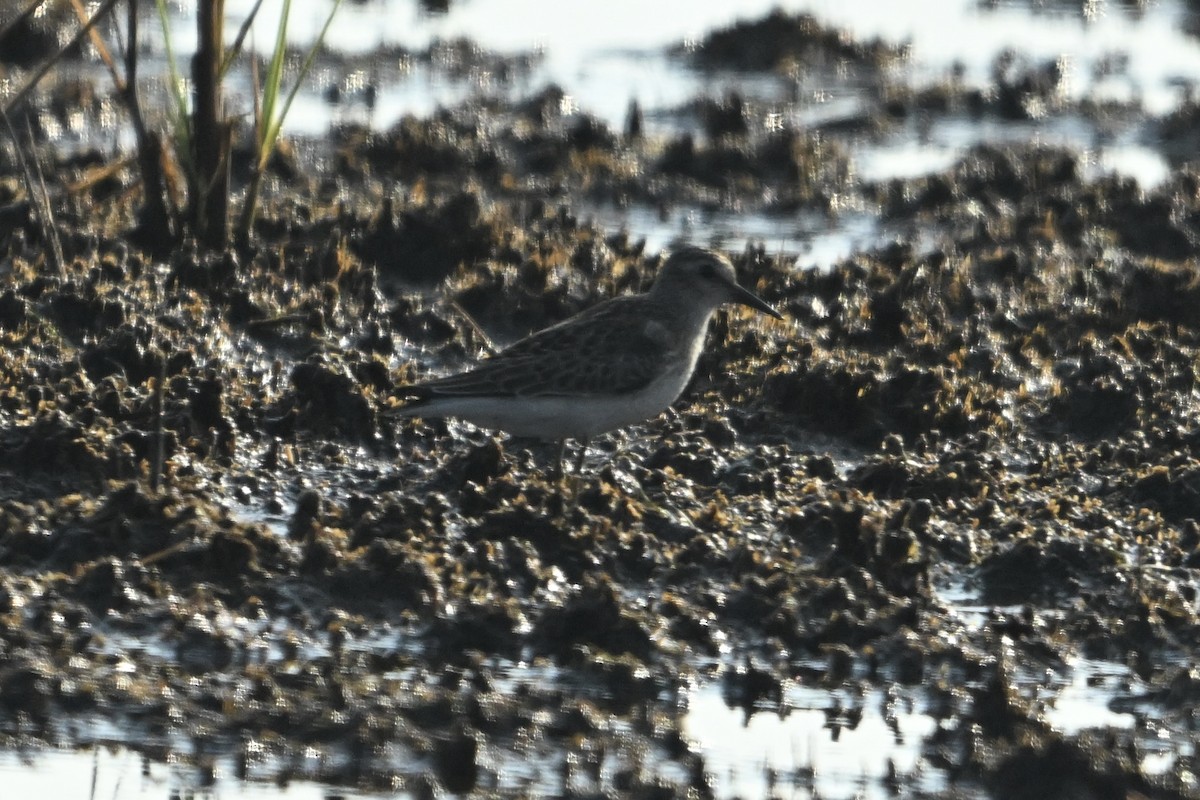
[403,293,676,401]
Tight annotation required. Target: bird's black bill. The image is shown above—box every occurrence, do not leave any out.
[730,282,783,319]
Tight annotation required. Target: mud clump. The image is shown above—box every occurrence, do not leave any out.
[353,192,496,285]
[686,10,902,73]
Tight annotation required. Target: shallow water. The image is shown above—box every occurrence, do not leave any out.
[210,0,1200,119]
[1,575,1169,800]
[0,746,394,800]
[141,0,1186,257]
[578,203,889,268]
[38,0,1183,260]
[684,681,943,799]
[2,653,1155,800]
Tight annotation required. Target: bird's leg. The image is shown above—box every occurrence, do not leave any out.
[554,439,568,482]
[574,437,589,475]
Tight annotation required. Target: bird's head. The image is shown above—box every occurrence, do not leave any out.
[653,247,782,319]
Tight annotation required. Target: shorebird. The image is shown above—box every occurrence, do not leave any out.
[385,246,782,475]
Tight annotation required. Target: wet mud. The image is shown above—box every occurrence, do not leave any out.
[3,5,1200,798]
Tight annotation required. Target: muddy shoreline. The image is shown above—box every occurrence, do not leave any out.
[3,5,1200,798]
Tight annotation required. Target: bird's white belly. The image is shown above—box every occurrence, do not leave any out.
[409,361,694,440]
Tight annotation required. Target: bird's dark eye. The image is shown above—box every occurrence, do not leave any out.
[699,262,717,279]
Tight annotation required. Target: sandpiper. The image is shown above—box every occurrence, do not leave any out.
[386,246,782,474]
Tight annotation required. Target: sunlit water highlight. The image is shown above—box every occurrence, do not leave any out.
[162,0,1187,187]
[684,683,940,799]
[70,0,1176,262]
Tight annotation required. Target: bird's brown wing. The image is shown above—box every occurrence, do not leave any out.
[408,297,675,398]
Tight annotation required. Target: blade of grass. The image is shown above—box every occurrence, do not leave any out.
[124,0,179,252]
[0,109,65,275]
[221,0,267,79]
[257,0,292,160]
[259,0,342,170]
[236,0,342,248]
[24,116,65,275]
[67,0,124,92]
[65,154,135,195]
[153,0,193,178]
[60,0,178,251]
[250,42,263,151]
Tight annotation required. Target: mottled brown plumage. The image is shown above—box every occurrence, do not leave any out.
[388,247,781,473]
[403,294,674,400]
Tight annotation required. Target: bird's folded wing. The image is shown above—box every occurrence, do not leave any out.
[412,303,673,398]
